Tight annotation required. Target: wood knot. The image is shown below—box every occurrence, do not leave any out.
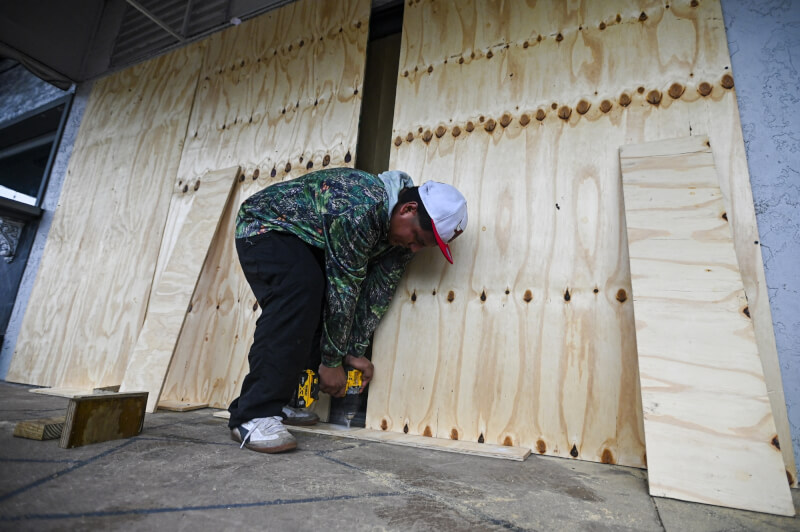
[772,435,780,450]
[422,129,433,142]
[558,106,572,120]
[450,428,459,440]
[523,290,532,303]
[721,74,734,89]
[239,173,246,182]
[556,33,563,42]
[285,162,292,172]
[639,11,648,21]
[721,212,728,221]
[523,41,529,48]
[599,22,606,30]
[423,426,432,437]
[646,90,662,105]
[480,290,486,302]
[616,289,627,303]
[503,436,513,446]
[394,136,402,146]
[465,121,475,132]
[599,100,612,113]
[698,82,712,96]
[535,109,546,121]
[380,419,388,430]
[411,290,417,302]
[427,65,433,73]
[270,167,277,177]
[486,50,493,59]
[435,125,447,137]
[668,83,685,99]
[536,439,546,454]
[344,151,352,163]
[690,0,698,6]
[406,132,414,142]
[519,114,531,126]
[484,118,496,132]
[742,306,751,318]
[637,86,645,94]
[193,180,200,191]
[619,93,632,107]
[182,184,189,193]
[551,102,558,110]
[601,448,616,464]
[478,433,484,443]
[322,154,331,166]
[452,126,461,137]
[499,113,512,128]
[564,289,571,302]
[306,161,313,169]
[570,444,579,457]
[252,302,258,311]
[403,423,409,434]
[576,100,591,115]
[447,290,455,302]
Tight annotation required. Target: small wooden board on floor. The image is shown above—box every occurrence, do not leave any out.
[158,400,208,412]
[60,392,148,449]
[212,411,530,461]
[14,416,66,440]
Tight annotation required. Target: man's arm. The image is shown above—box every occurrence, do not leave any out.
[345,246,414,360]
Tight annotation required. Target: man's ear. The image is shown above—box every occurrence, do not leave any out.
[400,201,418,216]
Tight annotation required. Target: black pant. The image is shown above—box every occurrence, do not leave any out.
[228,232,325,429]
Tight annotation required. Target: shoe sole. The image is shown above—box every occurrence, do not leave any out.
[230,432,297,454]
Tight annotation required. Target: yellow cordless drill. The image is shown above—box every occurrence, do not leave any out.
[291,366,362,428]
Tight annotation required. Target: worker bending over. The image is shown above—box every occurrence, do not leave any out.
[228,168,468,453]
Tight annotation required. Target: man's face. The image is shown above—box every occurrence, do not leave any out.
[388,201,437,253]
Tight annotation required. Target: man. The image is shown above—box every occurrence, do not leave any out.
[228,167,468,453]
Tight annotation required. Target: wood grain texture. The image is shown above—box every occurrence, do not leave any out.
[7,43,205,390]
[620,136,794,516]
[119,167,240,412]
[13,417,65,440]
[59,392,148,449]
[159,0,370,409]
[367,0,795,480]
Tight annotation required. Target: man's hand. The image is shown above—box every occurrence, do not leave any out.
[318,364,347,398]
[345,355,374,392]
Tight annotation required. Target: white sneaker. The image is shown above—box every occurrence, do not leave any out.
[230,416,297,453]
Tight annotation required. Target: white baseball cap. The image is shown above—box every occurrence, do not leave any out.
[419,181,468,264]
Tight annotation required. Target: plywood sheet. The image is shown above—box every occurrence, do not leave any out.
[159,0,371,408]
[7,43,205,390]
[367,0,795,481]
[620,136,793,516]
[119,167,240,412]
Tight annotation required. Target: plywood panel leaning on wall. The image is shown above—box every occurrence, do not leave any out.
[7,43,205,390]
[119,167,240,412]
[620,136,794,516]
[158,0,371,410]
[368,0,796,481]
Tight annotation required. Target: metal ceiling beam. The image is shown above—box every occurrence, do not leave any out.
[180,0,195,37]
[125,0,186,42]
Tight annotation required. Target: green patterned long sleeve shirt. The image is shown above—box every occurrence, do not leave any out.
[235,168,414,367]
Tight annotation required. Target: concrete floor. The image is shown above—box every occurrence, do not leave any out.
[0,382,797,531]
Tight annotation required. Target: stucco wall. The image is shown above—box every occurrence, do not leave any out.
[722,0,800,472]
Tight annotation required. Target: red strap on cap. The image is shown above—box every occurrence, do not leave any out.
[430,219,453,264]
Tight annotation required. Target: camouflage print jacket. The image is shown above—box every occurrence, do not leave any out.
[235,168,414,367]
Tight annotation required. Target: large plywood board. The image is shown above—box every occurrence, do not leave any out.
[367,0,795,481]
[159,0,371,408]
[7,43,204,390]
[119,167,240,412]
[620,136,793,516]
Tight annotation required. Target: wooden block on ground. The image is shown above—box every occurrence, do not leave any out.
[14,416,66,440]
[157,400,208,412]
[59,392,148,449]
[211,411,529,461]
[620,136,794,517]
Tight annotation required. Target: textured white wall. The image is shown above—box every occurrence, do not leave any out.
[722,0,800,471]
